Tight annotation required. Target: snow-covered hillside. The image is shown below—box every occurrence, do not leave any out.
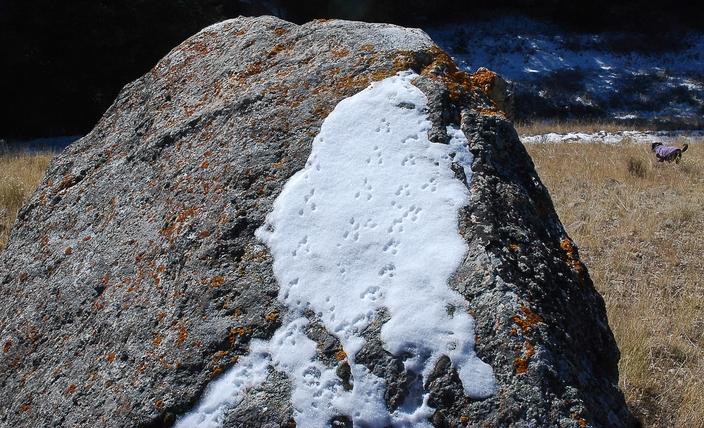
[428,16,704,127]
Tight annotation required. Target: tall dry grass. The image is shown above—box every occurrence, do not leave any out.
[0,152,53,248]
[526,140,704,427]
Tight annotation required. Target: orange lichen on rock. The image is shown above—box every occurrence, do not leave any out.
[393,47,506,110]
[571,413,588,427]
[272,159,287,170]
[245,61,263,77]
[65,384,77,395]
[2,340,11,353]
[176,207,197,222]
[469,67,512,118]
[415,48,475,101]
[152,334,163,347]
[106,352,116,363]
[212,350,228,365]
[210,276,225,287]
[331,48,350,58]
[470,68,497,93]
[228,326,251,346]
[514,341,535,374]
[335,350,347,361]
[268,43,287,58]
[265,310,279,322]
[151,272,161,288]
[514,357,528,374]
[330,69,398,97]
[511,305,544,333]
[560,237,586,284]
[161,207,199,242]
[176,322,188,347]
[211,351,228,376]
[476,107,505,117]
[57,173,77,192]
[19,403,31,412]
[229,60,267,86]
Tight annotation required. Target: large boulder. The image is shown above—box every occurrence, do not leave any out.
[0,16,634,427]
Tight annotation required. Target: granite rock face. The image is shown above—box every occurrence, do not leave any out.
[0,16,634,427]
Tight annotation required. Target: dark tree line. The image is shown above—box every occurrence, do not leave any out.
[281,0,703,31]
[1,0,248,138]
[1,0,701,138]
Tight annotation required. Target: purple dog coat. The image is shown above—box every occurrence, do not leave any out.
[655,144,679,160]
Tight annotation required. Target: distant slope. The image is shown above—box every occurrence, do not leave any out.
[3,1,702,138]
[429,16,704,127]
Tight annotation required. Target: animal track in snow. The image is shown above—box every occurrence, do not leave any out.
[383,239,399,255]
[401,154,417,166]
[378,263,396,278]
[375,118,391,134]
[361,286,383,302]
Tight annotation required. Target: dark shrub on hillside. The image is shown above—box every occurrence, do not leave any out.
[542,68,587,95]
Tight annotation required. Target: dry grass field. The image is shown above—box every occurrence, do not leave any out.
[1,138,702,426]
[526,140,704,427]
[0,151,53,248]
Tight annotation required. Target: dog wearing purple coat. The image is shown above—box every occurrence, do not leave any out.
[651,142,689,164]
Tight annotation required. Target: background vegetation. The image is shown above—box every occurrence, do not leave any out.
[527,140,704,427]
[0,151,52,247]
[1,0,702,138]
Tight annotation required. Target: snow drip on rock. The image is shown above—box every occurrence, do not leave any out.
[176,72,496,427]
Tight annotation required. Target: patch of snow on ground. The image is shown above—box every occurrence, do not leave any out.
[521,130,704,144]
[177,71,495,427]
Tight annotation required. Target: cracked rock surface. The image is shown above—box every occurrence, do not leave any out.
[0,16,634,427]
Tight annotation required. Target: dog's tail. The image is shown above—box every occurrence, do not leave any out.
[682,143,689,153]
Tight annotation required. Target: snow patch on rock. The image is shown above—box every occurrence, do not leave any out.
[177,71,495,427]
